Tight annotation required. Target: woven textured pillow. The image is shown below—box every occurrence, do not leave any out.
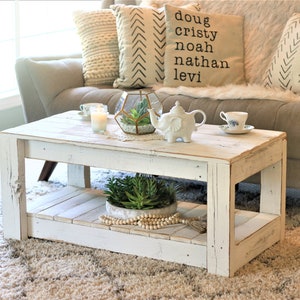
[264,13,300,94]
[73,9,119,86]
[163,4,245,88]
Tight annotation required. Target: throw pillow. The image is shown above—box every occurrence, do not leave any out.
[264,13,300,94]
[163,4,245,87]
[73,9,119,86]
[111,5,165,88]
[111,4,200,88]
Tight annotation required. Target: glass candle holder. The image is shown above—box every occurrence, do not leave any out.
[90,104,108,133]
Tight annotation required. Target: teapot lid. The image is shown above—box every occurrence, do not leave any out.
[170,101,185,115]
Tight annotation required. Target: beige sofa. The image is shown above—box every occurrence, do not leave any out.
[15,0,300,188]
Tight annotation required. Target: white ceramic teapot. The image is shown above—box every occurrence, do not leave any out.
[148,101,206,143]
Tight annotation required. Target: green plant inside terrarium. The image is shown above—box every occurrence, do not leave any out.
[121,98,151,126]
[104,174,177,210]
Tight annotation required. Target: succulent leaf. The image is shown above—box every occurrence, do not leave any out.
[104,174,177,210]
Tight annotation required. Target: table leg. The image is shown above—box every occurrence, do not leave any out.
[260,159,286,241]
[0,136,27,240]
[207,162,235,277]
[38,161,58,181]
[67,164,91,188]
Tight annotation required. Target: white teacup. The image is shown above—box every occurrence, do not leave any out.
[80,103,103,117]
[220,111,248,131]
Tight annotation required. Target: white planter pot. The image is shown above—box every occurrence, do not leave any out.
[105,201,178,219]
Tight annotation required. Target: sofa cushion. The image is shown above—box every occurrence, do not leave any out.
[264,13,300,94]
[52,87,124,116]
[73,9,119,86]
[163,4,245,87]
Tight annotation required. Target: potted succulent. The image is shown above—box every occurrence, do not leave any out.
[104,174,178,219]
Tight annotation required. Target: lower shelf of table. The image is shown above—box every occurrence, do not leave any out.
[26,186,280,270]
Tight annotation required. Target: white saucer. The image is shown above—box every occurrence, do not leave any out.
[78,111,90,121]
[219,124,254,134]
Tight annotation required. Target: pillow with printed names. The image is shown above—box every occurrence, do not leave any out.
[111,3,200,88]
[264,13,300,94]
[163,4,245,87]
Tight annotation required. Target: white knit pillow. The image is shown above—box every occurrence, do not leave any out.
[264,13,300,94]
[73,9,119,86]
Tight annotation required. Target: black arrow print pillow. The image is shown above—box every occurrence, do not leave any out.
[264,13,300,94]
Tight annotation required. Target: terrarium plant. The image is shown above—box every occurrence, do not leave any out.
[114,90,162,135]
[120,97,151,126]
[104,174,177,210]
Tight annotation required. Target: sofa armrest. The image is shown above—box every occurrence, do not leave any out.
[15,53,83,123]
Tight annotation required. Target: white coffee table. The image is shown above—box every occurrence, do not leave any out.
[0,111,287,277]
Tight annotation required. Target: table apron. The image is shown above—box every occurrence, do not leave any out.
[25,140,208,181]
[231,139,285,184]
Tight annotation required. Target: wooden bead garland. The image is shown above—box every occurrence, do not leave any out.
[100,212,206,233]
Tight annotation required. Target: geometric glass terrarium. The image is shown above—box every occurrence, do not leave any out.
[114,90,162,135]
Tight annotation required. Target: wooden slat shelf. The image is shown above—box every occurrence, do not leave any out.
[26,186,279,247]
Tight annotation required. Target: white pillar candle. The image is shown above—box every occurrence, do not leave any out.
[91,106,108,133]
